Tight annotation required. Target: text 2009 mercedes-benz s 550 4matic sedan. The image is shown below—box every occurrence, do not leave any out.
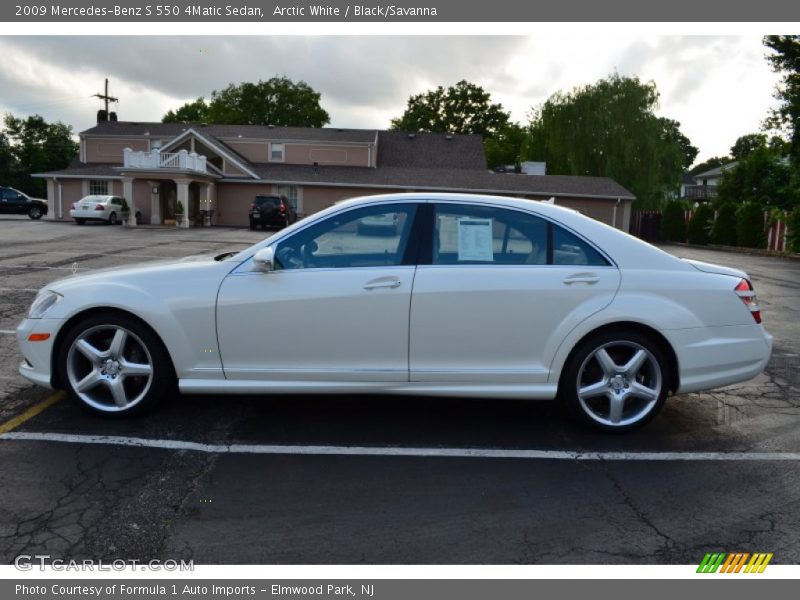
[16,193,772,432]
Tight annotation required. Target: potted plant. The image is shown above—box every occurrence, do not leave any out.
[175,200,186,227]
[120,198,131,226]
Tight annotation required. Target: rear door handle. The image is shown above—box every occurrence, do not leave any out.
[563,273,600,285]
[363,278,402,290]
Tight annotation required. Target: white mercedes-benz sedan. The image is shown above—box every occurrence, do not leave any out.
[17,193,772,431]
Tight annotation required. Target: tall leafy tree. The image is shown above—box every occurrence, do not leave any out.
[391,80,511,138]
[661,118,699,169]
[521,74,690,209]
[690,156,729,175]
[730,133,768,160]
[715,145,798,210]
[764,35,800,164]
[2,114,78,197]
[484,123,527,170]
[163,77,330,127]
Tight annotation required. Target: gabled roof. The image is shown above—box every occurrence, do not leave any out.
[377,131,486,170]
[694,161,738,178]
[159,127,258,178]
[82,121,377,143]
[244,163,635,199]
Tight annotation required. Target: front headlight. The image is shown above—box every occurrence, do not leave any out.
[28,290,63,319]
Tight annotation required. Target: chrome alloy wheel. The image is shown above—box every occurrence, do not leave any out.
[576,341,662,427]
[66,325,154,412]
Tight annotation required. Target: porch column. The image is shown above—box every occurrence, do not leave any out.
[176,179,190,228]
[122,177,136,228]
[46,178,57,220]
[148,180,161,225]
[201,182,216,225]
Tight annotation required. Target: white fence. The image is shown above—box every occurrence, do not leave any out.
[123,148,208,173]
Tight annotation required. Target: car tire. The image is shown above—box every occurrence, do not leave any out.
[28,205,43,220]
[135,211,142,225]
[249,220,256,230]
[56,313,175,418]
[560,329,669,432]
[108,212,117,225]
[75,219,86,225]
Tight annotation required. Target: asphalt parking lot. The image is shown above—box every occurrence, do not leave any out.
[0,216,799,565]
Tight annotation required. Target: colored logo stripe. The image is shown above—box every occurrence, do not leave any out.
[697,552,773,573]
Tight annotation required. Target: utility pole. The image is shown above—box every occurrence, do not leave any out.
[92,78,118,114]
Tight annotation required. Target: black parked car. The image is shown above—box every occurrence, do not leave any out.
[248,195,297,230]
[0,186,48,219]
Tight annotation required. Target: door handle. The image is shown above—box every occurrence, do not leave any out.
[563,273,600,285]
[363,279,402,290]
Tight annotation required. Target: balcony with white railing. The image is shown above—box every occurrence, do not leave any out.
[123,148,208,174]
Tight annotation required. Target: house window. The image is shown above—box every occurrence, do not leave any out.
[270,143,285,162]
[89,180,108,195]
[276,185,299,211]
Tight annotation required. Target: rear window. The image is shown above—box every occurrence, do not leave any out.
[255,196,281,207]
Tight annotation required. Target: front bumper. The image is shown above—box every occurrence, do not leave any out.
[16,317,65,390]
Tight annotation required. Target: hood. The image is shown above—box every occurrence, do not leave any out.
[682,258,748,280]
[43,254,229,293]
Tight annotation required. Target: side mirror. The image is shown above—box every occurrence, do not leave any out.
[253,247,276,272]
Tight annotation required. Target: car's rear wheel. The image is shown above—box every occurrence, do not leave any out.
[249,220,256,230]
[57,314,174,417]
[28,205,43,219]
[108,212,118,225]
[561,330,668,432]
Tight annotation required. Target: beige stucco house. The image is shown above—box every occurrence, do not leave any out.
[34,121,635,229]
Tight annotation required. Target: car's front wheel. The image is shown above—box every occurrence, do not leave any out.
[57,313,174,417]
[561,330,668,432]
[28,205,43,219]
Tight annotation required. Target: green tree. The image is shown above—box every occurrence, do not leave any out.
[521,74,690,209]
[661,200,687,242]
[730,133,768,160]
[736,202,766,248]
[716,146,797,210]
[686,204,713,245]
[661,118,699,169]
[711,202,738,245]
[690,156,729,176]
[162,77,330,127]
[391,80,511,138]
[3,114,78,197]
[163,98,210,123]
[484,123,527,170]
[764,35,800,164]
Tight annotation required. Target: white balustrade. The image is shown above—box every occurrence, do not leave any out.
[122,148,208,173]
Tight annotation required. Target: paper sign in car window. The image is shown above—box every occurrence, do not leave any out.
[457,218,494,262]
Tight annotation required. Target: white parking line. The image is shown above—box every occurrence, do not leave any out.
[0,330,16,335]
[2,431,800,461]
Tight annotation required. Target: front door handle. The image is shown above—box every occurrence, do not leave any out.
[363,278,402,290]
[563,273,600,285]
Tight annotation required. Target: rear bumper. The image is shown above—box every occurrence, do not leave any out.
[668,324,773,393]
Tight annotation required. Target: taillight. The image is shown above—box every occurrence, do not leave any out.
[280,203,286,213]
[735,279,761,324]
[250,203,256,210]
[94,204,105,211]
[71,203,76,210]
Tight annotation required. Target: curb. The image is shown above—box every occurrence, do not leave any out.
[661,242,800,261]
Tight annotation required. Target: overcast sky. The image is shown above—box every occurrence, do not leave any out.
[0,35,783,164]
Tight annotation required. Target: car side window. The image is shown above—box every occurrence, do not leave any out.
[274,204,417,271]
[433,204,548,265]
[552,224,609,266]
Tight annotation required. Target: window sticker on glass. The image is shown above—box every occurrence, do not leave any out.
[457,218,494,262]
